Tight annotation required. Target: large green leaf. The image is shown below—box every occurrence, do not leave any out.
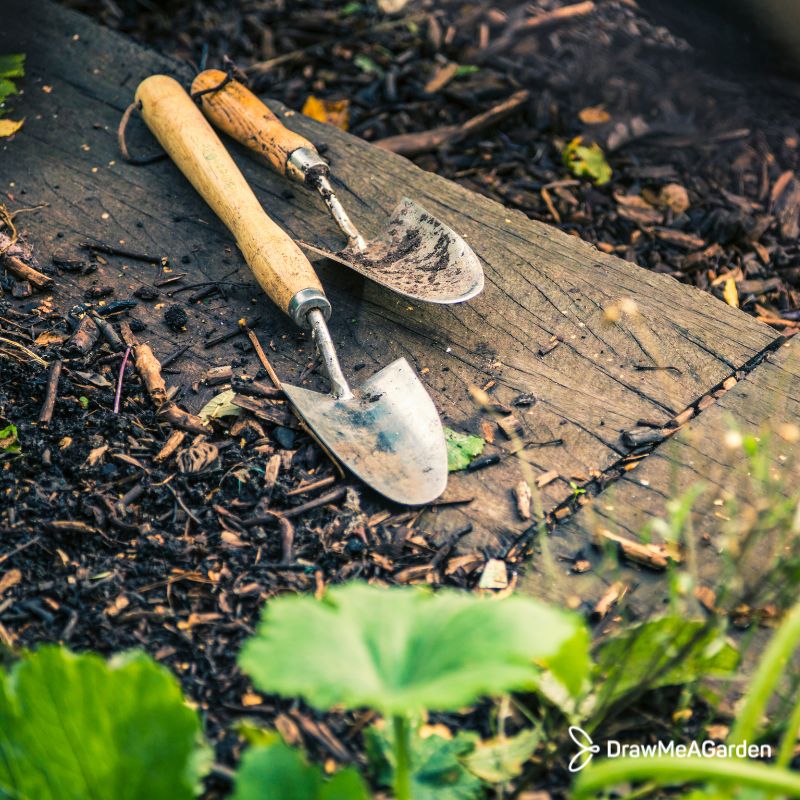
[239,582,581,716]
[592,617,738,712]
[366,727,482,800]
[0,646,209,800]
[231,740,369,800]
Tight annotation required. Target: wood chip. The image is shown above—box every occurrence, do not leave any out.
[478,558,508,589]
[535,469,559,488]
[591,581,627,621]
[513,479,532,520]
[594,528,679,570]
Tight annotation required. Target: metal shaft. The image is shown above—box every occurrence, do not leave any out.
[314,174,367,251]
[306,307,352,400]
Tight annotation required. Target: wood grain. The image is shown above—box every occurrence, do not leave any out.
[525,338,800,616]
[0,0,781,553]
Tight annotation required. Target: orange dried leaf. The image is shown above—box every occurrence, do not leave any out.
[301,96,349,131]
[578,105,610,125]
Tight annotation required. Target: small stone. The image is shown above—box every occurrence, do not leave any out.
[134,285,159,301]
[273,426,296,449]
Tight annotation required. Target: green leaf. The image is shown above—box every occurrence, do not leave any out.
[592,618,738,712]
[0,55,25,80]
[462,729,540,783]
[340,1,362,15]
[444,427,485,472]
[367,727,482,800]
[353,54,384,76]
[231,740,369,800]
[455,65,480,77]
[0,423,20,454]
[0,646,209,799]
[562,136,612,185]
[546,624,592,699]
[240,582,581,716]
[198,388,242,420]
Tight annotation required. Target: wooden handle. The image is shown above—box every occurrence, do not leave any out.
[135,75,323,318]
[191,69,316,176]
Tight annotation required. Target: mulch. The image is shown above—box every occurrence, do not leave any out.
[4,0,800,794]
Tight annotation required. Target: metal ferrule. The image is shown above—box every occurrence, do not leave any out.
[287,288,331,328]
[306,308,352,400]
[315,174,367,251]
[286,147,329,184]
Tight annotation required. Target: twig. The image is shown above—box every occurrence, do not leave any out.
[82,240,161,263]
[242,486,348,527]
[375,90,530,156]
[38,359,62,427]
[2,254,54,290]
[161,344,191,369]
[594,528,680,570]
[155,430,186,462]
[286,475,336,497]
[204,316,260,349]
[242,322,282,390]
[279,517,295,564]
[113,346,131,414]
[591,581,628,622]
[473,1,596,64]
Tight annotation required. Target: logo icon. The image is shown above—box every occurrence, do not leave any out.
[568,726,600,772]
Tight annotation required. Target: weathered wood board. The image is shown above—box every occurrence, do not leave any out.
[524,337,800,617]
[0,0,783,554]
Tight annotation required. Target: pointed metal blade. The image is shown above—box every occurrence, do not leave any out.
[300,197,484,304]
[282,358,448,505]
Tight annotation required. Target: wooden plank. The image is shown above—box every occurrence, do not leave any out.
[0,0,781,550]
[525,337,800,618]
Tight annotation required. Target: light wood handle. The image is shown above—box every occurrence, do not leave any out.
[135,75,323,318]
[191,69,316,176]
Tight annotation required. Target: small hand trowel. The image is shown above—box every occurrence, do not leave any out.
[191,69,484,305]
[135,75,448,505]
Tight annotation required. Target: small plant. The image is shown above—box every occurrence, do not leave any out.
[562,136,612,185]
[238,581,585,800]
[573,600,800,798]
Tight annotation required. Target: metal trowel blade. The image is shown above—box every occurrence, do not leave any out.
[282,357,448,505]
[300,197,484,304]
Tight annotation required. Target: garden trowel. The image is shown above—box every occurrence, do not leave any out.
[191,69,484,305]
[135,75,448,505]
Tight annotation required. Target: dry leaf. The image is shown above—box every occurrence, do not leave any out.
[0,569,21,596]
[176,441,219,474]
[425,62,459,94]
[301,96,349,131]
[723,277,739,308]
[0,118,24,138]
[578,105,610,125]
[85,444,109,467]
[657,183,690,214]
[34,330,68,346]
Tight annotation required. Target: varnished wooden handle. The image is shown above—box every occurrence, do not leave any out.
[135,75,323,318]
[191,69,316,176]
